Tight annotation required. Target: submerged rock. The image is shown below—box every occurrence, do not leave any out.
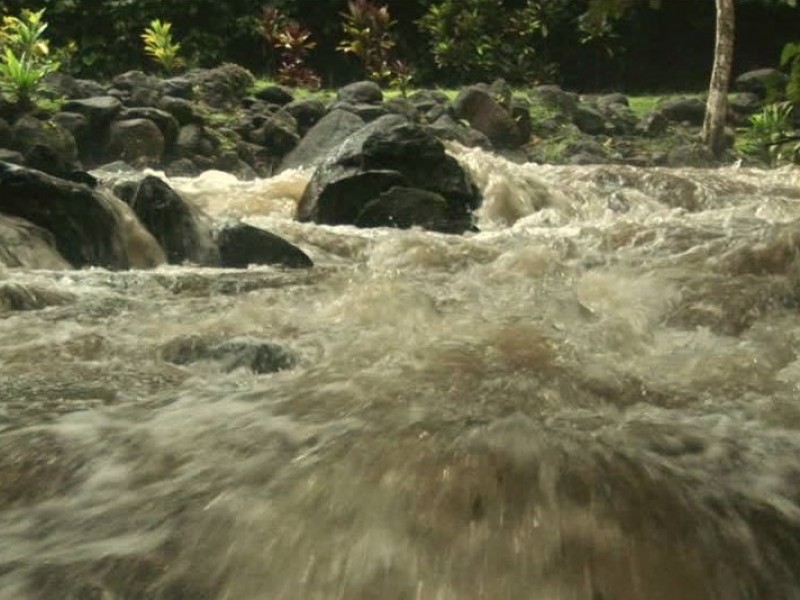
[0,281,75,311]
[216,222,313,269]
[160,335,298,374]
[0,214,71,269]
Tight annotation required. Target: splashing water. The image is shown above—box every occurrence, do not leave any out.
[2,149,800,599]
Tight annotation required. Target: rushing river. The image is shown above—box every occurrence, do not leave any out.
[2,147,800,599]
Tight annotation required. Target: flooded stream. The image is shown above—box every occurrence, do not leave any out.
[2,147,800,599]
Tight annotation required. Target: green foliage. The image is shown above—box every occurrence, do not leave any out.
[338,0,396,83]
[416,0,552,85]
[781,41,800,103]
[259,6,320,89]
[0,9,59,106]
[141,18,184,74]
[742,101,796,165]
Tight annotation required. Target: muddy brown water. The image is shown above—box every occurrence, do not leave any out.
[2,147,800,599]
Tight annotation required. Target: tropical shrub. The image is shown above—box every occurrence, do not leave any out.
[781,40,800,104]
[742,101,797,165]
[142,19,184,74]
[416,0,552,85]
[338,0,396,82]
[259,6,320,88]
[0,9,60,106]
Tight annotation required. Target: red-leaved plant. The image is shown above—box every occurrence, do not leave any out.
[260,6,321,89]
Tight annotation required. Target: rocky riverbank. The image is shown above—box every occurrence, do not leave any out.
[0,63,788,272]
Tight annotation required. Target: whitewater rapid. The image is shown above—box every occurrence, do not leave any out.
[2,148,800,599]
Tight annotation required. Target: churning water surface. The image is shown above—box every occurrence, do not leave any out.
[2,147,800,599]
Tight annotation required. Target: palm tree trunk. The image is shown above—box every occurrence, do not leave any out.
[702,0,735,156]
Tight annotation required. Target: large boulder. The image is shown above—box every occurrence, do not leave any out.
[296,115,481,233]
[61,96,122,128]
[11,115,78,174]
[337,80,383,104]
[573,104,608,135]
[159,77,194,100]
[531,85,579,116]
[175,124,217,159]
[354,187,452,231]
[0,161,164,268]
[158,96,202,126]
[0,214,71,269]
[254,85,294,105]
[453,85,524,148]
[657,97,706,126]
[249,109,299,156]
[189,63,255,109]
[283,98,327,135]
[108,119,165,166]
[734,68,788,99]
[126,175,218,265]
[278,108,365,172]
[216,222,313,269]
[118,107,179,149]
[427,114,492,149]
[60,96,123,165]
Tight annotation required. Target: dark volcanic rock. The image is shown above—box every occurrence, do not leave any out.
[250,109,299,155]
[531,85,579,116]
[161,335,298,374]
[158,96,201,126]
[159,77,194,99]
[354,186,452,231]
[734,68,788,99]
[278,108,365,172]
[11,115,78,173]
[427,114,492,148]
[283,98,327,135]
[453,86,523,148]
[0,214,71,269]
[573,104,607,135]
[0,161,162,268]
[657,97,706,126]
[337,80,383,104]
[189,64,255,109]
[0,149,23,165]
[297,115,481,233]
[216,222,313,269]
[108,119,165,166]
[306,170,408,225]
[255,85,294,105]
[61,96,122,127]
[52,112,90,153]
[128,175,218,265]
[0,117,11,147]
[118,107,180,148]
[329,101,389,122]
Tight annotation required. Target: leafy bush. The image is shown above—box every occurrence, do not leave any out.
[0,9,60,106]
[141,19,184,74]
[338,0,396,82]
[259,6,321,89]
[742,101,797,165]
[781,41,800,103]
[416,0,552,85]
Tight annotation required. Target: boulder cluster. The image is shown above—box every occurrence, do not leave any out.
[0,64,788,271]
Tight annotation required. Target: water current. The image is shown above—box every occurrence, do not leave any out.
[3,146,800,599]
